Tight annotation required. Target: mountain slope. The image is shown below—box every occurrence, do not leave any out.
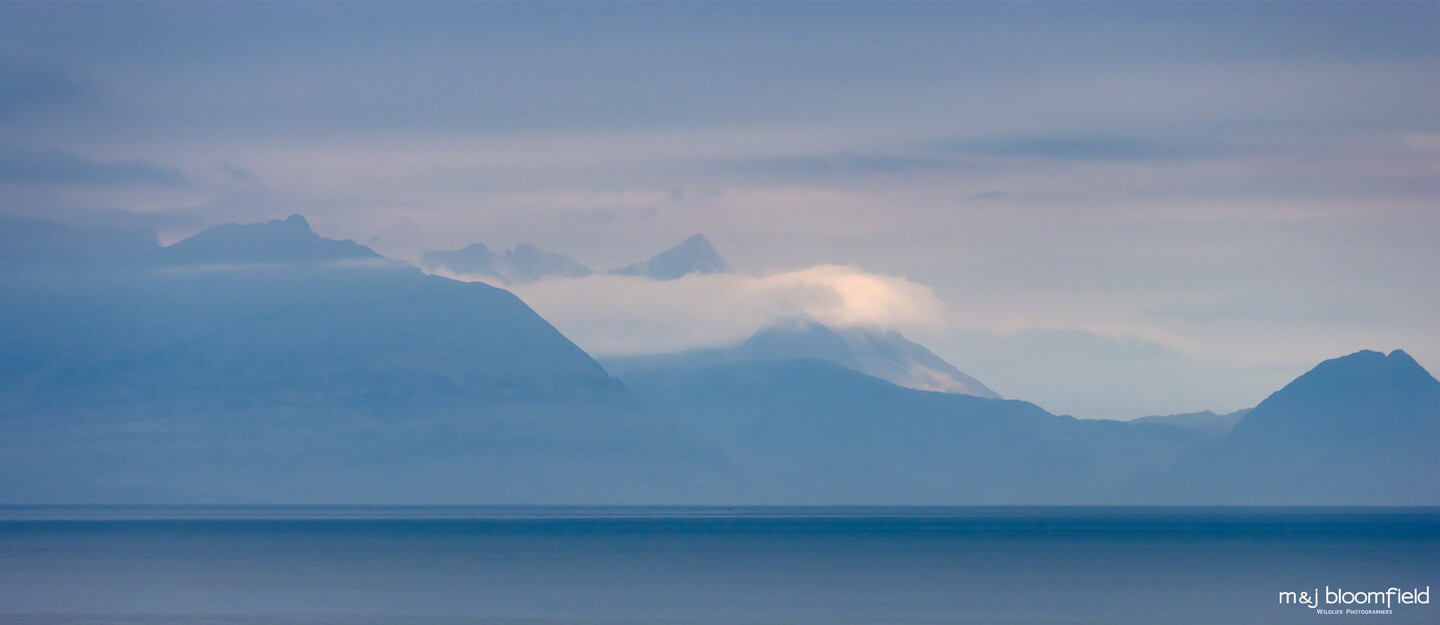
[0,217,719,504]
[619,359,1207,504]
[603,320,1000,398]
[609,234,727,280]
[160,214,380,266]
[1167,350,1439,504]
[1132,409,1249,435]
[6,217,1433,505]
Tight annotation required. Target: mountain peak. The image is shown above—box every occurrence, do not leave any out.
[1291,349,1438,392]
[1171,349,1439,504]
[679,233,714,249]
[160,214,380,266]
[1387,349,1422,369]
[458,242,492,255]
[420,240,592,284]
[741,320,1000,398]
[610,233,728,280]
[1226,347,1437,444]
[603,319,1000,399]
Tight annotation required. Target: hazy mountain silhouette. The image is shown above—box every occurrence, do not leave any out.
[618,359,1209,504]
[619,349,1438,504]
[3,216,1435,505]
[420,241,592,284]
[0,217,719,504]
[1132,409,1249,435]
[603,319,1000,398]
[422,233,725,283]
[160,214,381,266]
[609,234,727,280]
[1166,350,1439,504]
[0,214,378,270]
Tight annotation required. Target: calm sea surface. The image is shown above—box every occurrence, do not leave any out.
[0,507,1435,624]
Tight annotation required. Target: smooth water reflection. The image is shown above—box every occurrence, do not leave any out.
[0,507,1435,625]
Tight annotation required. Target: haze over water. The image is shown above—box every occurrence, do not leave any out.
[2,506,1435,625]
[1,4,1436,624]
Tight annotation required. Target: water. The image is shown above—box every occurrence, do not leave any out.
[1,507,1435,624]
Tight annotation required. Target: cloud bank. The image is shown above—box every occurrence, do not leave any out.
[433,265,945,357]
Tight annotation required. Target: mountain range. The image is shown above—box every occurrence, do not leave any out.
[0,216,721,503]
[1165,349,1439,504]
[1132,409,1249,435]
[419,242,593,283]
[617,359,1204,503]
[1,214,1435,505]
[421,233,727,284]
[616,349,1437,504]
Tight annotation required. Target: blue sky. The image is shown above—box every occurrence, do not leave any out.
[2,2,1436,419]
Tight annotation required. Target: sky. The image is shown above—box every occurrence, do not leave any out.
[2,2,1436,419]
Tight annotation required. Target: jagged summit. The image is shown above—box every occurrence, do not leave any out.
[502,243,594,282]
[1258,349,1438,408]
[1168,348,1439,504]
[1215,347,1438,450]
[610,233,728,280]
[420,240,593,284]
[423,242,494,273]
[161,214,380,266]
[422,233,727,283]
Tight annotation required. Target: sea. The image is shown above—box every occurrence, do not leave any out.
[0,506,1435,625]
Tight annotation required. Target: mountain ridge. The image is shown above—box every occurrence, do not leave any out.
[602,319,1000,398]
[617,358,1207,504]
[609,233,728,280]
[420,241,593,284]
[0,216,723,503]
[3,215,1435,505]
[161,214,381,266]
[1132,409,1250,434]
[1164,349,1439,504]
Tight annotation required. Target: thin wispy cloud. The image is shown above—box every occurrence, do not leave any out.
[0,148,189,187]
[434,265,945,358]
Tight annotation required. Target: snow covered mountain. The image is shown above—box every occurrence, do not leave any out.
[603,319,1000,398]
